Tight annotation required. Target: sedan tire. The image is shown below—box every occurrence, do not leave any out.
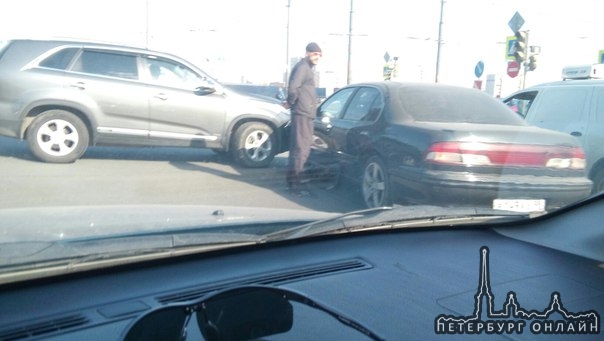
[231,122,276,168]
[362,156,392,208]
[26,110,89,163]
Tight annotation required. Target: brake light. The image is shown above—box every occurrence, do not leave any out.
[545,148,586,169]
[425,142,585,169]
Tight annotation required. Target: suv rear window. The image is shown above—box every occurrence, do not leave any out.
[39,48,78,70]
[71,49,138,80]
[0,41,9,58]
[504,91,538,118]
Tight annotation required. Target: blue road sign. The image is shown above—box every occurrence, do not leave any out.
[384,51,391,62]
[508,11,525,33]
[599,50,604,64]
[506,36,517,61]
[474,61,484,78]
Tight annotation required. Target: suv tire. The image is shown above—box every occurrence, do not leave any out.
[592,168,604,194]
[231,122,276,168]
[26,110,89,163]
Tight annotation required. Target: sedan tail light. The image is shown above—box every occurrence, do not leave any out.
[425,142,586,170]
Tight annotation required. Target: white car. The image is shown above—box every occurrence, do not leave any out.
[504,78,604,193]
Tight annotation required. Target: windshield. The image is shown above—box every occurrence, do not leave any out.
[0,0,602,281]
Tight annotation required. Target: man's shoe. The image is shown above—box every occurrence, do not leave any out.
[293,188,311,197]
[287,183,312,197]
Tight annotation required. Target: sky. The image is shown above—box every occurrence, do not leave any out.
[1,0,603,96]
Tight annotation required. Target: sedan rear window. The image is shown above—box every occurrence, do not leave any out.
[397,86,526,125]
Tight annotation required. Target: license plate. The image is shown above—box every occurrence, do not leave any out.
[492,199,546,213]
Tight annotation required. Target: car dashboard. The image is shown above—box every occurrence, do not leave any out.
[1,197,603,340]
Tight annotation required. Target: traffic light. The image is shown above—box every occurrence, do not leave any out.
[383,63,395,81]
[514,31,528,63]
[392,57,399,79]
[528,55,537,71]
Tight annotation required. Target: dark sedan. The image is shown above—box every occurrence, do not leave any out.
[310,82,593,211]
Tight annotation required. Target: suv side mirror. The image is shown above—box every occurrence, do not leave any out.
[276,88,286,101]
[195,86,216,96]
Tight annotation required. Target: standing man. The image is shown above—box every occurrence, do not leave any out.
[284,42,322,193]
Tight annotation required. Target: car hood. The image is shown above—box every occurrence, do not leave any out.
[223,85,283,105]
[225,90,290,122]
[0,205,337,242]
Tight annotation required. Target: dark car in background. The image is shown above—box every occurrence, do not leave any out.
[225,84,328,104]
[0,39,290,167]
[311,82,592,210]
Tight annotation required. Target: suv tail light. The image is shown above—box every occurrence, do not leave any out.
[425,142,586,170]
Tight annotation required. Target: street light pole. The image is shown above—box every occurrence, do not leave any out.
[435,0,444,83]
[347,0,353,85]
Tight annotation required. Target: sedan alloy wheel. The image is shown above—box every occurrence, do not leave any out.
[362,156,391,208]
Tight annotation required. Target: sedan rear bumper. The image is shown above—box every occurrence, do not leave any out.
[390,168,593,210]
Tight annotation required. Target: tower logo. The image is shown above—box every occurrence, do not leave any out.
[434,246,600,335]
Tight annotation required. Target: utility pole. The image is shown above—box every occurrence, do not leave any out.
[145,0,150,48]
[347,0,354,85]
[284,0,292,86]
[435,0,444,83]
[330,0,365,85]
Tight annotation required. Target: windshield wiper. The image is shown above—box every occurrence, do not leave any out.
[263,206,531,241]
[263,207,393,241]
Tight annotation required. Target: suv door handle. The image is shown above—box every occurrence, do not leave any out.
[154,93,168,101]
[69,82,86,90]
[570,131,582,137]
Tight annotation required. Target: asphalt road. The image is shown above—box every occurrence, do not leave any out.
[0,136,365,213]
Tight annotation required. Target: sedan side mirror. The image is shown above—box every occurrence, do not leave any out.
[320,116,332,130]
[317,110,334,118]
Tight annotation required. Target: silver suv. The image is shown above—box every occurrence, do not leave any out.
[504,79,604,193]
[0,39,290,167]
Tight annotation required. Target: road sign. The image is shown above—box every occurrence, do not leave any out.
[473,80,483,90]
[507,60,520,78]
[384,51,390,62]
[508,11,525,33]
[474,61,484,78]
[599,50,604,64]
[506,36,517,61]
